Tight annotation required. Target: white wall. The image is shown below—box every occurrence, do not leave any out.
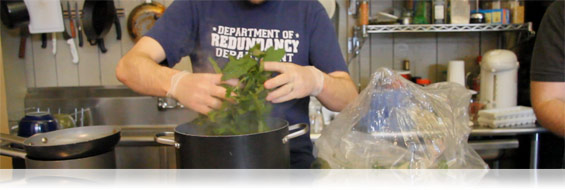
[0,0,191,121]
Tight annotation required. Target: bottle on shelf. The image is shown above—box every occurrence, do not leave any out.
[433,0,446,24]
[413,0,431,24]
[358,0,369,26]
[508,0,525,24]
[449,0,471,24]
[401,0,414,25]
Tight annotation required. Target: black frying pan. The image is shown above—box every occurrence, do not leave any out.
[0,0,29,58]
[82,0,116,53]
[0,126,121,160]
[0,0,29,29]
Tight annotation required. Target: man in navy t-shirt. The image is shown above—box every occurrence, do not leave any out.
[116,0,358,168]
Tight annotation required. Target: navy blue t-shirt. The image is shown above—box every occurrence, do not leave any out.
[146,0,348,168]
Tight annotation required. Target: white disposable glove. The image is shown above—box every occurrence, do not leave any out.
[167,71,236,114]
[263,62,325,103]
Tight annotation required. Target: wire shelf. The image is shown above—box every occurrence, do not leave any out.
[363,23,533,34]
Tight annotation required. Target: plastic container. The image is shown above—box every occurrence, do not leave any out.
[450,0,471,24]
[477,106,537,128]
[433,0,446,24]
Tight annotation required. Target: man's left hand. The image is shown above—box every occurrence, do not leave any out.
[263,62,325,103]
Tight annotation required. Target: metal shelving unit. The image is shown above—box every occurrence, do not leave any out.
[348,22,535,62]
[362,23,534,34]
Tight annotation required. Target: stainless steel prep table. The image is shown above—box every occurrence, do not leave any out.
[310,124,549,169]
[470,125,548,169]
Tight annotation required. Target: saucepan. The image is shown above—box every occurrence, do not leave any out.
[0,126,121,160]
[155,117,309,169]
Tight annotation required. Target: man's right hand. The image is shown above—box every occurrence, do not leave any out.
[168,72,236,115]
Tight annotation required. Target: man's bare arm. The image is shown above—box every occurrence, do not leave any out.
[531,81,565,136]
[316,71,358,111]
[116,37,230,114]
[116,37,177,96]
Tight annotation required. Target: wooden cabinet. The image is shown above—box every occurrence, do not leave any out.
[0,35,12,169]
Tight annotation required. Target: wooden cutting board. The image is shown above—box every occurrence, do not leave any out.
[0,34,12,169]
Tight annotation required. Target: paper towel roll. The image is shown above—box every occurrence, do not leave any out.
[447,60,466,86]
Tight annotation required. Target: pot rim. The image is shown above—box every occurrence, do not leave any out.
[174,117,290,138]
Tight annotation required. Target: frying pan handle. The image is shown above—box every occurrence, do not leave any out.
[0,146,27,159]
[97,39,107,53]
[154,132,180,149]
[0,133,26,145]
[41,33,47,48]
[18,29,26,58]
[0,133,27,159]
[114,15,121,40]
[282,123,309,144]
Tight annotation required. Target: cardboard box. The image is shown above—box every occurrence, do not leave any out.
[472,9,510,24]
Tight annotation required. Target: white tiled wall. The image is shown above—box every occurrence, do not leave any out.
[1,0,187,89]
[0,0,190,121]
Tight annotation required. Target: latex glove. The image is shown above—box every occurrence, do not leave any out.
[167,71,236,114]
[263,62,325,103]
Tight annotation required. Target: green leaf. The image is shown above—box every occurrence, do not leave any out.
[263,47,286,62]
[209,57,222,74]
[249,44,264,57]
[221,55,256,80]
[199,43,285,135]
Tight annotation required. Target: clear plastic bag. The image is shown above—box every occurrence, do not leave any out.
[314,68,487,169]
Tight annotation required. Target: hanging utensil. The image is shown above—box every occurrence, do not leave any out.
[52,32,57,55]
[18,26,28,58]
[114,14,121,40]
[75,2,83,47]
[66,1,76,38]
[61,2,79,64]
[0,0,29,29]
[0,0,30,59]
[82,0,116,53]
[23,0,65,34]
[41,33,47,48]
[127,0,165,42]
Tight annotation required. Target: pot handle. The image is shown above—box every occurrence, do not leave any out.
[0,133,26,145]
[0,140,27,159]
[154,132,180,149]
[282,123,309,144]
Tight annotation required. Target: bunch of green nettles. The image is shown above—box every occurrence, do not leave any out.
[195,44,285,135]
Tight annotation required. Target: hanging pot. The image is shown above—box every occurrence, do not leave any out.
[0,0,29,29]
[82,0,116,53]
[127,0,165,42]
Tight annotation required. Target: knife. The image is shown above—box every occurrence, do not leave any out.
[52,33,57,55]
[67,1,76,38]
[62,3,79,64]
[75,2,83,47]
